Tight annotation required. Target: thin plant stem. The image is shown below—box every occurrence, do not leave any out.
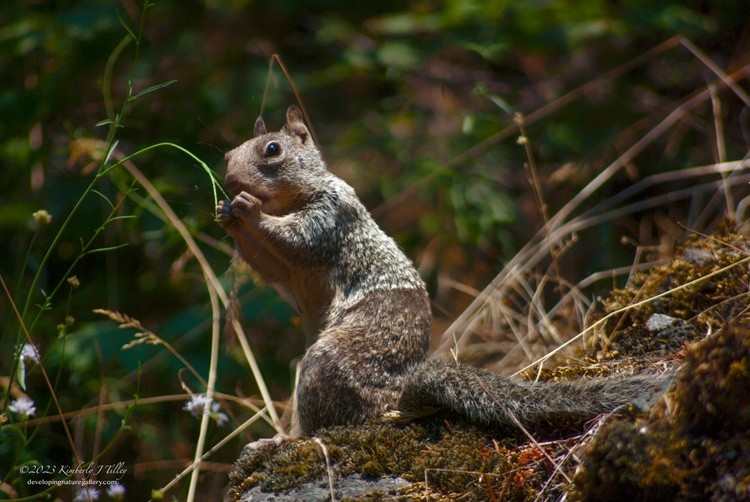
[114,152,282,431]
[0,274,81,465]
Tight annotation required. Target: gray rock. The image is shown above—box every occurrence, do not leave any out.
[238,474,410,501]
[681,248,712,266]
[646,313,680,332]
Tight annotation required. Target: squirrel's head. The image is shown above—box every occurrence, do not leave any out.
[224,105,326,216]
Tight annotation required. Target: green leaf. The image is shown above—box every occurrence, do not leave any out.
[109,215,137,223]
[128,79,178,103]
[474,83,514,116]
[16,360,26,391]
[117,9,137,44]
[103,139,119,166]
[91,189,115,209]
[86,243,130,255]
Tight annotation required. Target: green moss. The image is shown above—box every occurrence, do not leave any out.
[571,421,682,501]
[227,420,562,501]
[227,438,329,495]
[320,422,430,480]
[673,317,750,435]
[572,320,750,501]
[585,231,750,359]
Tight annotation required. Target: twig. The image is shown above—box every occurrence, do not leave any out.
[261,54,319,146]
[708,82,734,218]
[313,437,337,502]
[507,412,572,484]
[187,273,221,501]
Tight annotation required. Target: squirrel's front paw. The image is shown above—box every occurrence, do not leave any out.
[216,192,262,228]
[229,191,262,221]
[216,200,234,226]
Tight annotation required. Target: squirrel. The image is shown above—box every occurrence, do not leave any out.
[217,105,673,438]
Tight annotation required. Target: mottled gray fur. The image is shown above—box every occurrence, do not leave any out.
[217,106,671,437]
[398,360,672,431]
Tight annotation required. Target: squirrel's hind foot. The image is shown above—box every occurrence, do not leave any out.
[239,433,291,458]
[381,406,439,425]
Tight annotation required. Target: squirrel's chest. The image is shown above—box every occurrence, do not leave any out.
[288,266,335,335]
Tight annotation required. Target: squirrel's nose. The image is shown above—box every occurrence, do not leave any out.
[224,170,242,196]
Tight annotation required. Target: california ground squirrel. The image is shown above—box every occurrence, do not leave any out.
[217,106,672,437]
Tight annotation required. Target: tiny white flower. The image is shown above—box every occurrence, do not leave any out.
[214,408,229,427]
[9,397,36,419]
[184,394,209,418]
[106,483,126,499]
[17,343,41,364]
[32,209,53,225]
[183,394,228,426]
[73,487,100,501]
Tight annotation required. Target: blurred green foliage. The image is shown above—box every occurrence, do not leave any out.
[0,0,748,498]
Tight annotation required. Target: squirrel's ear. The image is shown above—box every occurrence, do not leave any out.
[284,105,312,145]
[286,106,304,125]
[254,116,267,137]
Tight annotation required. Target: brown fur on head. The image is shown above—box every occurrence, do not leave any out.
[223,106,324,216]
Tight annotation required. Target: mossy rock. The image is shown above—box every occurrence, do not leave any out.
[572,319,750,501]
[227,421,549,501]
[227,229,750,501]
[587,230,750,361]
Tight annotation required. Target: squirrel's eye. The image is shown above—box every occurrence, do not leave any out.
[265,142,281,156]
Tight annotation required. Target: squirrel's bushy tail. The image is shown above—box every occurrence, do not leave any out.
[397,359,674,431]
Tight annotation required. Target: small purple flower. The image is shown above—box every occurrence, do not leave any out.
[183,394,229,427]
[214,409,229,427]
[17,343,40,364]
[183,394,209,417]
[9,397,36,419]
[73,487,100,501]
[106,483,126,499]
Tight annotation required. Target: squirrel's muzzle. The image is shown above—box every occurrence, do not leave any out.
[223,170,243,197]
